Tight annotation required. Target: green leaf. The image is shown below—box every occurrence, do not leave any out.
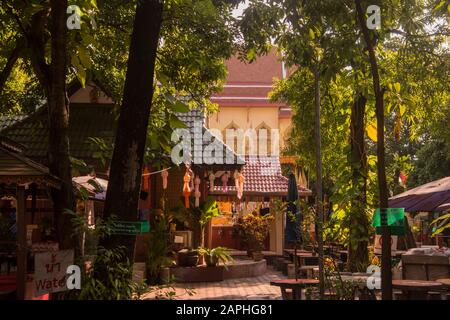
[309,28,315,40]
[169,115,187,129]
[434,0,446,11]
[399,104,406,117]
[394,82,401,93]
[71,56,86,87]
[173,100,189,113]
[78,47,92,69]
[246,48,256,62]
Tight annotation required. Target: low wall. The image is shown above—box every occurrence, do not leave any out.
[223,259,266,279]
[163,259,267,283]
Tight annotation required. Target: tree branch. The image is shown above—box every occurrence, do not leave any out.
[0,37,25,94]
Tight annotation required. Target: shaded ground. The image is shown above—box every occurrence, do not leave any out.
[142,266,287,300]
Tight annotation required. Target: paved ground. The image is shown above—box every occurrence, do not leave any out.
[142,266,287,300]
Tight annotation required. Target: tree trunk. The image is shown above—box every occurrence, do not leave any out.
[355,0,392,299]
[100,0,164,262]
[347,94,369,272]
[48,0,75,250]
[313,66,325,298]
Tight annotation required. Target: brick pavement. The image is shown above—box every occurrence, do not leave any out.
[142,266,287,300]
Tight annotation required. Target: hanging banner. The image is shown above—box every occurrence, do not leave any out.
[34,250,74,296]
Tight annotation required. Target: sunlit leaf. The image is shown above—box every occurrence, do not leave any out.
[366,121,377,142]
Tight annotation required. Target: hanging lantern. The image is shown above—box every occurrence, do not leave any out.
[194,175,201,207]
[188,167,194,190]
[237,172,245,199]
[161,169,169,190]
[208,171,215,192]
[183,168,192,208]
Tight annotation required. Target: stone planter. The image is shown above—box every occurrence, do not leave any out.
[205,255,219,267]
[177,250,198,267]
[252,251,264,261]
[160,267,171,284]
[169,265,224,282]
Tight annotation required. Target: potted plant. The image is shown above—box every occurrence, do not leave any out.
[198,247,234,268]
[177,248,199,267]
[237,210,274,261]
[186,197,220,264]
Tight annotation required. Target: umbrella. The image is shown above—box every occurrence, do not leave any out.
[389,176,450,213]
[72,175,108,200]
[285,173,302,243]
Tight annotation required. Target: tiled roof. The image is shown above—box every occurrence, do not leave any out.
[0,106,242,172]
[0,103,117,171]
[175,109,244,167]
[0,114,27,131]
[210,155,311,196]
[0,145,60,188]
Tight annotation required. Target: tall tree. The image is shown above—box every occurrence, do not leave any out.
[48,0,75,250]
[0,0,78,249]
[355,0,392,299]
[348,93,369,271]
[100,0,164,261]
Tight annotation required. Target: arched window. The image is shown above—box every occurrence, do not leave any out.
[256,122,272,156]
[223,122,239,153]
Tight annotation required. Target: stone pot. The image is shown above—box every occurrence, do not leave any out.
[252,251,264,261]
[205,255,219,267]
[178,250,199,267]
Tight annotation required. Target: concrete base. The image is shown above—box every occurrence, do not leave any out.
[168,265,224,283]
[223,259,267,279]
[162,258,268,283]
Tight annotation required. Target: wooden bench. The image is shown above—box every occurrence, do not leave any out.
[402,254,450,281]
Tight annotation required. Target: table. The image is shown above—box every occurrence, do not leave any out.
[270,279,319,300]
[436,278,450,299]
[392,279,444,300]
[437,278,450,288]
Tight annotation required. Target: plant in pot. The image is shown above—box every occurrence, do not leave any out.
[198,247,234,268]
[177,248,199,267]
[237,210,274,261]
[186,196,220,263]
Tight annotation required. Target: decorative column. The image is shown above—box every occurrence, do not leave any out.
[221,171,229,193]
[208,171,215,192]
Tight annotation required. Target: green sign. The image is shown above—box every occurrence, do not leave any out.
[372,208,404,227]
[111,220,150,235]
[373,208,405,235]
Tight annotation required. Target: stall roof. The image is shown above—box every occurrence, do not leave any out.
[210,155,312,197]
[0,141,60,188]
[0,103,117,171]
[389,176,450,213]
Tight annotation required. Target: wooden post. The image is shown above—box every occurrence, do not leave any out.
[16,186,27,300]
[380,208,392,299]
